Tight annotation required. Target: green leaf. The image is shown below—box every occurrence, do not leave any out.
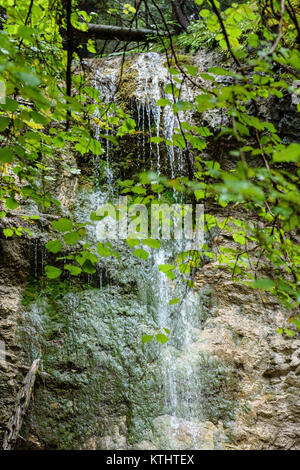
[208,66,233,76]
[284,329,295,337]
[89,139,103,155]
[30,111,49,125]
[17,25,35,40]
[3,228,13,238]
[0,146,14,163]
[64,231,81,245]
[186,135,206,150]
[233,233,246,245]
[164,83,180,98]
[156,98,172,107]
[248,33,259,47]
[142,334,154,343]
[64,264,82,276]
[173,100,192,113]
[5,197,18,210]
[45,240,62,254]
[289,316,300,330]
[200,9,210,17]
[151,183,164,193]
[273,143,300,163]
[0,117,10,131]
[172,133,185,149]
[253,278,275,290]
[1,98,18,112]
[185,65,198,76]
[195,94,214,111]
[97,242,111,257]
[150,136,164,144]
[195,190,205,200]
[159,264,175,273]
[124,117,136,130]
[87,39,96,53]
[126,238,140,248]
[82,259,97,274]
[169,298,180,305]
[131,186,146,195]
[143,239,160,249]
[133,248,149,260]
[158,264,175,279]
[199,73,215,82]
[90,211,103,221]
[17,71,40,87]
[52,218,73,232]
[156,333,168,344]
[45,265,62,279]
[168,67,180,75]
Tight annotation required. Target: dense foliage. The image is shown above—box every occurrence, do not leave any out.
[0,0,299,339]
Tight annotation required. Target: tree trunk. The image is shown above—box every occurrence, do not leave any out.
[171,0,190,32]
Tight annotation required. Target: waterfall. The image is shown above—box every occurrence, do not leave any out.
[144,242,205,449]
[93,53,193,178]
[94,60,120,195]
[90,53,210,449]
[22,52,227,451]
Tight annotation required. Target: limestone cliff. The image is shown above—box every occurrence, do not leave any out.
[0,51,299,450]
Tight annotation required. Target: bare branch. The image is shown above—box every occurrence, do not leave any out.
[74,23,164,42]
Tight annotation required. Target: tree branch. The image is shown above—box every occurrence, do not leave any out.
[74,23,164,42]
[209,0,241,68]
[2,359,40,450]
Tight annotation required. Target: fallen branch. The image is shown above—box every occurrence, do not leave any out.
[73,23,166,43]
[2,358,40,450]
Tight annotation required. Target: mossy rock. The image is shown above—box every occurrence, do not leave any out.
[115,61,138,111]
[163,54,193,68]
[197,352,237,424]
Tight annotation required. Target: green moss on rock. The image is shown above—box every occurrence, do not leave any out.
[197,352,237,424]
[163,54,193,68]
[115,62,138,111]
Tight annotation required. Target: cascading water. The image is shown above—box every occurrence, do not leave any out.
[90,53,212,449]
[93,53,192,178]
[133,53,189,177]
[21,51,230,451]
[94,60,120,194]
[147,244,205,449]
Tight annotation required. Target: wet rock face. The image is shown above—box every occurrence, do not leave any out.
[15,279,166,449]
[270,90,300,144]
[0,237,29,445]
[1,220,299,450]
[2,242,299,450]
[0,51,300,451]
[194,260,300,450]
